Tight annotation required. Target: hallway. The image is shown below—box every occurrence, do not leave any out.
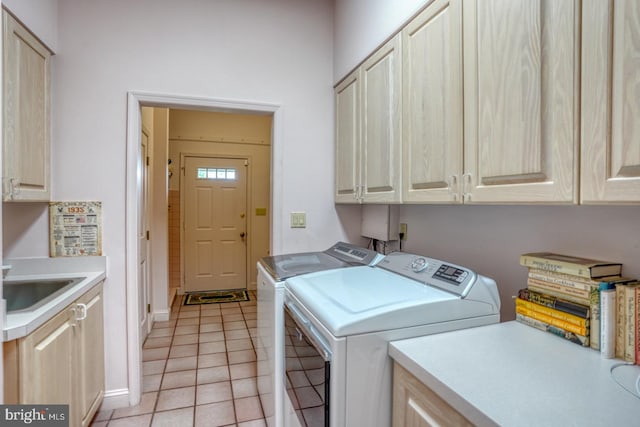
[91,291,265,426]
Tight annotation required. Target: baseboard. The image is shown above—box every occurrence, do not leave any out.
[99,388,131,411]
[154,307,170,322]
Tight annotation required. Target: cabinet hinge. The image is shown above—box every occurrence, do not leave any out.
[146,230,150,240]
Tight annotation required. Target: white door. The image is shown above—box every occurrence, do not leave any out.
[138,129,150,340]
[184,156,248,292]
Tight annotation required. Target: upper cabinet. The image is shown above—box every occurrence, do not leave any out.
[2,9,52,201]
[335,34,402,204]
[402,0,463,203]
[581,0,640,203]
[462,0,578,203]
[335,71,361,203]
[337,0,639,205]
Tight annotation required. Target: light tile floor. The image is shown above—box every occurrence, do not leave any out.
[91,291,266,427]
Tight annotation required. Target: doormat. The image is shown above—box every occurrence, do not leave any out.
[184,289,249,305]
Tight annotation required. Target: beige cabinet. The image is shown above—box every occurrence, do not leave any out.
[463,0,578,203]
[2,9,52,201]
[581,0,640,203]
[335,34,402,203]
[402,0,578,204]
[3,283,104,427]
[402,0,463,203]
[393,363,473,427]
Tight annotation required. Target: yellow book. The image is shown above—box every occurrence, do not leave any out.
[515,298,588,328]
[515,306,588,336]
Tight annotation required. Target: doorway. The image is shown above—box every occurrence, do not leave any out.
[183,156,248,292]
[125,92,281,407]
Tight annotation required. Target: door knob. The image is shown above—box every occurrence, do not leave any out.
[240,232,246,238]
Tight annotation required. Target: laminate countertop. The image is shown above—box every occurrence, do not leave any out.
[389,321,640,427]
[3,256,106,340]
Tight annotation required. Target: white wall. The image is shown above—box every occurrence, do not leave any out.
[400,205,640,322]
[3,0,344,404]
[333,0,427,82]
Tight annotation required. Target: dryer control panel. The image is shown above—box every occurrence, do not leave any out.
[377,252,477,297]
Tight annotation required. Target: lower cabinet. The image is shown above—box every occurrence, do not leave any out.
[3,283,104,427]
[393,362,473,427]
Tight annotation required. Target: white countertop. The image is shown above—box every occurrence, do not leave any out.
[389,321,640,427]
[3,256,106,341]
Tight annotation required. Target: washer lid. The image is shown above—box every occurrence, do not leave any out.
[259,252,349,281]
[285,266,493,337]
[258,241,382,281]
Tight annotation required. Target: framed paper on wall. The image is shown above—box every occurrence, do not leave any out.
[49,201,102,256]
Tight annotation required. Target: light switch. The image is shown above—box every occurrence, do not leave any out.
[290,212,306,228]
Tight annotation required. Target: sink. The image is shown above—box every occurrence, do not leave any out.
[4,277,85,313]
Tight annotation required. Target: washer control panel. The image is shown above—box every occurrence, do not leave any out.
[377,252,477,297]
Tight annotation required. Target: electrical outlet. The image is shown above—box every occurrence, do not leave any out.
[399,223,407,240]
[291,212,306,228]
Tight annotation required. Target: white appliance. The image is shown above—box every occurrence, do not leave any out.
[256,242,383,427]
[283,251,501,427]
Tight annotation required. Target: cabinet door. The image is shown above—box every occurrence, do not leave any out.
[361,34,402,203]
[462,0,578,203]
[392,363,473,427]
[581,0,640,203]
[19,307,76,423]
[2,10,51,201]
[335,71,361,203]
[402,0,463,203]
[77,284,105,427]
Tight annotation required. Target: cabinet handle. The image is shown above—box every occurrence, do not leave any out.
[462,173,472,201]
[75,303,88,321]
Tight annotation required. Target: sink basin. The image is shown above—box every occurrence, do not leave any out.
[4,277,85,313]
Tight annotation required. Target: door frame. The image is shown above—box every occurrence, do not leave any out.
[125,91,282,407]
[180,153,252,294]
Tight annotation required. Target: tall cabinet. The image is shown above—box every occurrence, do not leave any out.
[2,9,52,201]
[581,0,640,203]
[402,0,463,203]
[462,0,578,203]
[335,34,402,204]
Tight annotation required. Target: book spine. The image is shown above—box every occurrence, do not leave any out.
[528,269,599,289]
[515,313,589,347]
[636,287,640,365]
[515,298,588,328]
[624,286,637,363]
[526,284,590,306]
[520,255,593,279]
[515,306,588,336]
[616,284,627,359]
[600,289,616,358]
[518,288,589,318]
[527,277,591,300]
[590,287,599,351]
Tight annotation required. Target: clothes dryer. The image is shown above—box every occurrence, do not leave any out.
[256,242,382,427]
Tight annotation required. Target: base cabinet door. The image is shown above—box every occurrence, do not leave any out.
[580,0,640,203]
[19,307,76,420]
[393,363,473,427]
[3,283,105,427]
[77,284,105,426]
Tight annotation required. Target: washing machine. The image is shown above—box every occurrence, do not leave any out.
[256,242,383,427]
[282,251,501,427]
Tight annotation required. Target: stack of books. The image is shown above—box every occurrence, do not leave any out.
[516,252,634,355]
